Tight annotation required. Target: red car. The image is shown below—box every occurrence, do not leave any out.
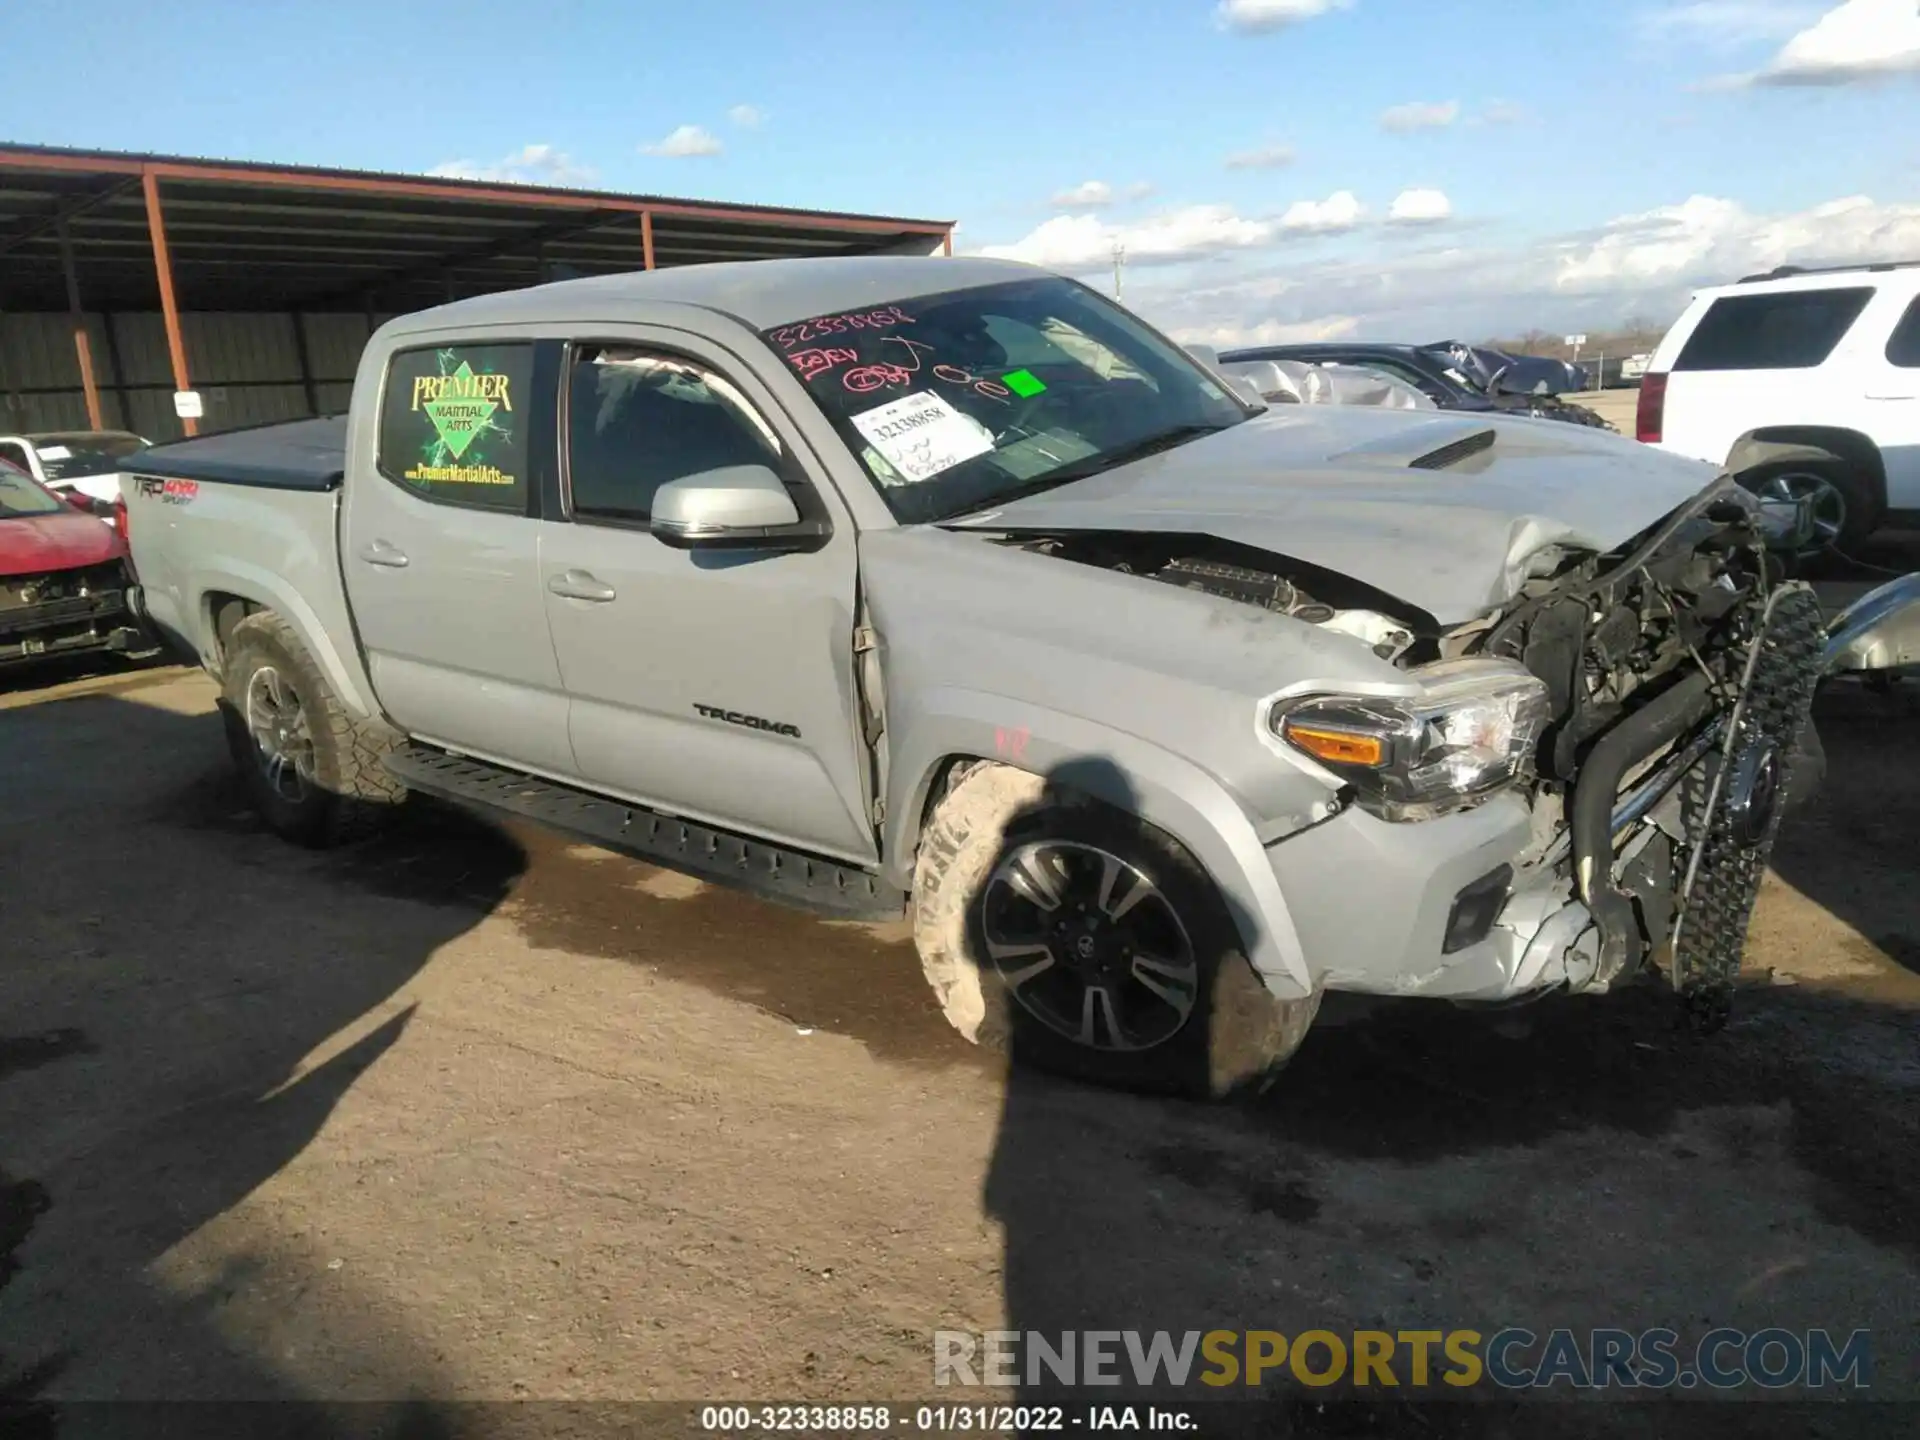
[0,456,146,669]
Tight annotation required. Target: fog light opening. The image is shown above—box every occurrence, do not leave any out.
[1443,863,1514,954]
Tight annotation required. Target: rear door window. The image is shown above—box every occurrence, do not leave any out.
[376,342,536,512]
[1673,287,1874,371]
[1884,296,1920,368]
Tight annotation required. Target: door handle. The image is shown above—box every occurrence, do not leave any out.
[1865,392,1915,401]
[548,569,618,603]
[359,539,409,568]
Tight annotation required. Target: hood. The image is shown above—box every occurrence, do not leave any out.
[0,508,126,577]
[951,407,1717,623]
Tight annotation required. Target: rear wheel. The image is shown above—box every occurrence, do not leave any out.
[1737,457,1875,557]
[219,611,406,847]
[911,764,1319,1098]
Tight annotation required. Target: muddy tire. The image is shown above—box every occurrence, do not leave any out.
[219,610,406,848]
[911,763,1319,1098]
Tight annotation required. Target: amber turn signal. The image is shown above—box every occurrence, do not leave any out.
[1280,721,1385,767]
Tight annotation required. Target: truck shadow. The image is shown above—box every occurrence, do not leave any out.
[0,687,523,1434]
[976,748,1918,1432]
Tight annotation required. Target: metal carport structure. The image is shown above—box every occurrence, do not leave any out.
[0,144,954,438]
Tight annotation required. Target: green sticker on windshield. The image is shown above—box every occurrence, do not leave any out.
[1002,368,1047,398]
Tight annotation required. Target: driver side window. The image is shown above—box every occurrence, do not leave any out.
[564,344,785,524]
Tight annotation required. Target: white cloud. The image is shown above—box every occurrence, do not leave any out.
[1380,99,1460,132]
[426,144,596,187]
[1125,181,1157,200]
[1051,180,1115,208]
[1638,1,1823,46]
[1215,0,1348,32]
[1754,0,1920,82]
[727,104,764,128]
[1119,189,1920,349]
[1477,100,1529,125]
[1280,190,1364,232]
[1175,315,1362,348]
[979,205,1279,271]
[642,124,724,158]
[1224,144,1297,169]
[1387,188,1453,225]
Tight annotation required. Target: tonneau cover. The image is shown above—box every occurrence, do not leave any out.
[127,415,347,492]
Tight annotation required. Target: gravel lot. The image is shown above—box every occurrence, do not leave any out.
[2,558,1915,1435]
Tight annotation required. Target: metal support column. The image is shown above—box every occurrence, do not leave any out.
[641,209,655,271]
[290,311,319,416]
[141,171,196,436]
[56,219,104,429]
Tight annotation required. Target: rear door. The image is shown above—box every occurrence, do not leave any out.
[341,333,578,778]
[538,330,876,863]
[1861,292,1920,509]
[1659,285,1876,465]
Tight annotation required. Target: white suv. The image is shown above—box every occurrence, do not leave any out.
[1638,261,1920,553]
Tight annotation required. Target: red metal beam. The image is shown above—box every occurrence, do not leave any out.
[56,220,103,429]
[142,173,196,436]
[127,157,949,236]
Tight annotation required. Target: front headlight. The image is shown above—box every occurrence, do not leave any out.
[1270,659,1551,821]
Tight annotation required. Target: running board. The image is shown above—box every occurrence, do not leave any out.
[384,745,907,921]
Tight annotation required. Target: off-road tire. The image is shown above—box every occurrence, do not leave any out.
[911,763,1320,1098]
[219,610,406,847]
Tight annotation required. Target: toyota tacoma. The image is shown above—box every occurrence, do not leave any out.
[119,256,1908,1096]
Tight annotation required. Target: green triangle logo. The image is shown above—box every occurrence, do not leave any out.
[421,361,498,460]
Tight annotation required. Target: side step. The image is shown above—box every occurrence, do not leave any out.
[384,744,907,921]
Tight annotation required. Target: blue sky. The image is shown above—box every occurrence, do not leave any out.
[4,0,1917,342]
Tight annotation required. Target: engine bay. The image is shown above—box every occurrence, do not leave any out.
[998,531,1431,664]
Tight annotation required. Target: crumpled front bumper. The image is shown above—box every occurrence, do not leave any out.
[1259,585,1833,1006]
[1825,573,1920,675]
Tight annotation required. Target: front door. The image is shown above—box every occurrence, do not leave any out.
[341,335,576,778]
[539,334,875,863]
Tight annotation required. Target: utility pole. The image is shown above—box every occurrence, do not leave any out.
[1112,242,1125,302]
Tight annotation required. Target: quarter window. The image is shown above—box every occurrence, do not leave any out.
[1673,288,1874,371]
[1884,296,1920,368]
[564,345,784,523]
[376,342,535,512]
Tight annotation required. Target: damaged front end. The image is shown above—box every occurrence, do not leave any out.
[0,559,143,667]
[1453,478,1826,1025]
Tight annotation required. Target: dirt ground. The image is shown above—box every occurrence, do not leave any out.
[2,563,1916,1436]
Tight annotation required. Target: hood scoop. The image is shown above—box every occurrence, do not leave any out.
[1329,417,1499,471]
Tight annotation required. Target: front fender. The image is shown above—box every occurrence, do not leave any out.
[883,687,1315,999]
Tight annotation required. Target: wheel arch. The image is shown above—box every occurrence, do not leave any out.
[882,692,1314,998]
[1726,426,1888,520]
[189,565,377,716]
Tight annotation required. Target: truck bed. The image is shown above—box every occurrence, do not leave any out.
[122,414,379,714]
[129,415,347,492]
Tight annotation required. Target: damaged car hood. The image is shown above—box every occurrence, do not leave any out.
[949,408,1716,623]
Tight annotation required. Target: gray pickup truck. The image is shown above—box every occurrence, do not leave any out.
[120,255,1908,1097]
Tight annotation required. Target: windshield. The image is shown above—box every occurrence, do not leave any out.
[0,461,64,518]
[33,433,148,482]
[758,276,1253,523]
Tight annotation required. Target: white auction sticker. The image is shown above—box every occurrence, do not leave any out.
[850,390,993,483]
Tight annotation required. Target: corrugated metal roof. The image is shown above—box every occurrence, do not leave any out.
[0,143,954,314]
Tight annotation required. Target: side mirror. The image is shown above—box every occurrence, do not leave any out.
[650,463,810,550]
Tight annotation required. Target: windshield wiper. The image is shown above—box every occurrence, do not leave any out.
[941,422,1233,522]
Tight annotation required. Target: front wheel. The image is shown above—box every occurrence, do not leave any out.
[911,764,1320,1098]
[219,610,407,847]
